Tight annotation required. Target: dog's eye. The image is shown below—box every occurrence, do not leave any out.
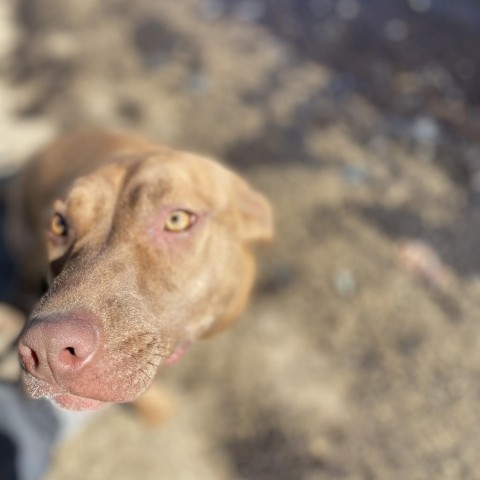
[50,213,68,237]
[164,210,196,232]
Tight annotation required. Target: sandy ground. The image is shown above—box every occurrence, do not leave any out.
[2,1,480,479]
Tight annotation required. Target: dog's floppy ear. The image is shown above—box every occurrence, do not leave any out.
[233,176,274,244]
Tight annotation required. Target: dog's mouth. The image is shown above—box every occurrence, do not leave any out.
[19,341,191,411]
[20,371,110,411]
[50,392,108,411]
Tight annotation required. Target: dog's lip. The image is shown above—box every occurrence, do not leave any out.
[165,340,191,365]
[51,393,108,411]
[20,371,109,411]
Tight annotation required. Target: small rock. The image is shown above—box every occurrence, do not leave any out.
[333,269,357,296]
[342,164,370,186]
[411,116,439,145]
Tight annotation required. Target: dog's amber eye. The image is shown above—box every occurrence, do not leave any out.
[165,210,196,232]
[50,213,68,237]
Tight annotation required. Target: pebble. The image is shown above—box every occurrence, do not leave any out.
[411,116,439,145]
[342,164,370,186]
[333,269,357,296]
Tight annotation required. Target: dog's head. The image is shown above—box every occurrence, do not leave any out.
[18,150,273,410]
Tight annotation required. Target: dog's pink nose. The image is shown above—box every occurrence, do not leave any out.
[19,312,99,383]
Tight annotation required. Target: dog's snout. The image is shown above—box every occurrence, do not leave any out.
[19,312,100,383]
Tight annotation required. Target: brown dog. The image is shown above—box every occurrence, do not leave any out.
[5,130,273,411]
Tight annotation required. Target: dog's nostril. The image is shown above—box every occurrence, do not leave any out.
[19,345,40,371]
[30,349,39,367]
[65,347,76,356]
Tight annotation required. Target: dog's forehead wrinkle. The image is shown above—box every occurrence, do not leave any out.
[122,179,170,213]
[116,155,235,216]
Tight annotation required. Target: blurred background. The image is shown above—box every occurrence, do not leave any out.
[1,0,480,478]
